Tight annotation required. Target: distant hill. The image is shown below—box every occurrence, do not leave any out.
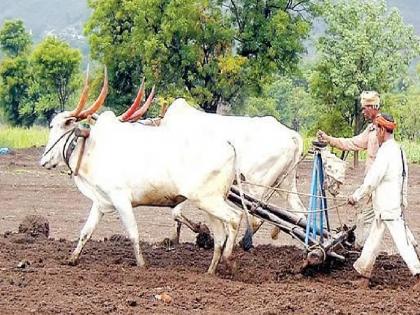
[0,0,418,58]
[0,0,91,55]
[388,0,420,35]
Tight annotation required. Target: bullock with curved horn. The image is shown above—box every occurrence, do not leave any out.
[40,68,242,274]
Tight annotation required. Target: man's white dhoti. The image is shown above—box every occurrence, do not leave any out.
[351,138,420,278]
[354,217,420,278]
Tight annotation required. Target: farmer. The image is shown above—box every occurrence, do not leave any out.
[317,91,381,247]
[347,113,420,289]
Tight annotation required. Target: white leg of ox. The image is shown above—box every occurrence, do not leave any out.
[111,195,146,267]
[69,203,104,265]
[206,215,227,274]
[198,198,241,274]
[284,170,306,218]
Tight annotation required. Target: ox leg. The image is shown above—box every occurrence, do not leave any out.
[206,215,226,275]
[169,221,182,245]
[69,203,103,265]
[221,209,241,272]
[112,197,146,267]
[200,198,241,274]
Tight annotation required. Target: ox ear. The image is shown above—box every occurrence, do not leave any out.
[64,116,78,127]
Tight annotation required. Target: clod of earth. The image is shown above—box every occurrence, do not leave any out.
[18,215,49,238]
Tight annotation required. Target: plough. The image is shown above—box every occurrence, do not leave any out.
[228,141,356,266]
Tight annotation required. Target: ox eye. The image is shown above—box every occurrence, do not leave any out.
[64,119,74,126]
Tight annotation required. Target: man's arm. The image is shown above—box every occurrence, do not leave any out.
[317,124,372,151]
[326,126,370,152]
[351,148,388,202]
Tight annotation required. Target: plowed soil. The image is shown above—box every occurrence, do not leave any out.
[1,148,420,314]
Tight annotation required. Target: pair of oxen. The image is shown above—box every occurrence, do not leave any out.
[40,69,312,274]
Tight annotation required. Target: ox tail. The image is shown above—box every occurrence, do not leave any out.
[227,141,253,251]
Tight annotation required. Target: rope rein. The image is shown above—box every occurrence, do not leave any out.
[241,180,348,201]
[43,126,88,177]
[63,129,77,174]
[42,128,75,157]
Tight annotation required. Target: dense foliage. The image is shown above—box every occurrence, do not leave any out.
[0,20,82,126]
[310,0,420,137]
[84,0,315,114]
[0,0,419,145]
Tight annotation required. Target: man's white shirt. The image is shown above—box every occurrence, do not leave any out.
[352,138,408,220]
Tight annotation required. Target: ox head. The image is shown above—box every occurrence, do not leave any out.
[40,67,108,169]
[320,149,347,196]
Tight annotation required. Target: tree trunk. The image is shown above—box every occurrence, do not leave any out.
[353,98,360,168]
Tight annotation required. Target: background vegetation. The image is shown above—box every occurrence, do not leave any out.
[0,0,419,162]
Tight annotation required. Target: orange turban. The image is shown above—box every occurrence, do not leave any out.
[374,114,397,131]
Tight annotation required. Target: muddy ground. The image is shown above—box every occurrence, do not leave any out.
[1,147,420,314]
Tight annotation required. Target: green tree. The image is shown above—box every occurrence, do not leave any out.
[31,36,82,120]
[84,0,140,113]
[222,0,315,93]
[240,74,315,131]
[85,0,317,113]
[310,0,420,140]
[382,73,420,142]
[0,20,32,57]
[0,56,33,126]
[85,0,245,113]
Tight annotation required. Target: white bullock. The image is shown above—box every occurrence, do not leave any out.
[156,98,307,246]
[40,73,242,274]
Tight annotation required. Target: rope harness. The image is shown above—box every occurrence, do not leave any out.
[239,145,355,236]
[43,125,90,177]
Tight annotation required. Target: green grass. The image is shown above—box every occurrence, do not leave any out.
[1,127,420,164]
[401,140,420,164]
[0,126,49,149]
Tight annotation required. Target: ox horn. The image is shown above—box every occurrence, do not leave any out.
[78,66,108,119]
[119,78,145,122]
[128,85,156,122]
[68,65,90,117]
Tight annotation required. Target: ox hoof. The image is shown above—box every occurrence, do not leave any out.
[67,257,79,266]
[224,258,238,275]
[196,232,214,249]
[136,263,148,268]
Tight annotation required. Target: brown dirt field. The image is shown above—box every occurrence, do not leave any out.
[1,147,420,314]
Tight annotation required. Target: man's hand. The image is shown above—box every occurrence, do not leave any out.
[317,130,329,143]
[348,195,357,206]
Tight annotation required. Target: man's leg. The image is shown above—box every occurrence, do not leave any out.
[385,219,420,276]
[405,226,420,257]
[355,200,375,248]
[353,218,386,280]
